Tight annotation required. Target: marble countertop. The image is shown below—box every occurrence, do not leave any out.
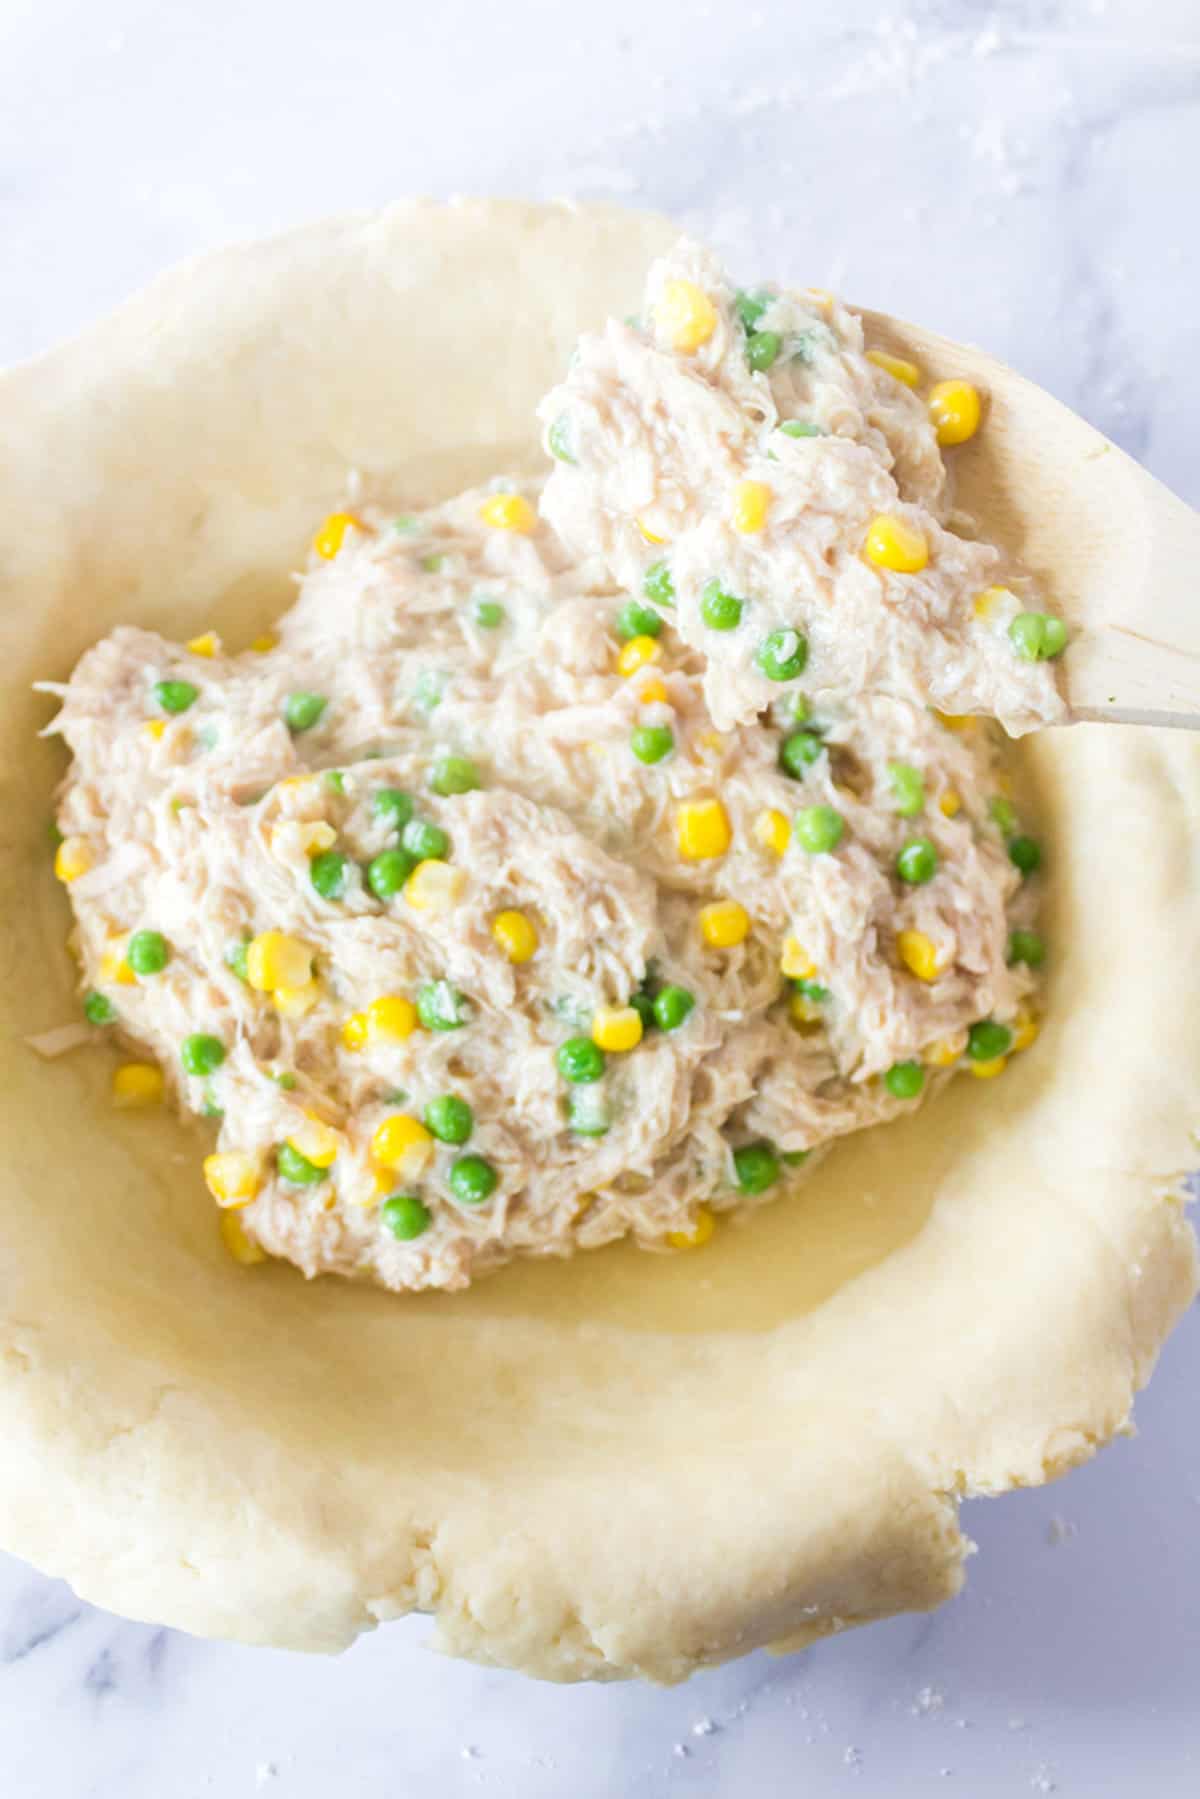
[2,0,1198,1791]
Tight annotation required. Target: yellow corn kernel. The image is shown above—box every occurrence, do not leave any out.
[636,515,669,545]
[863,514,929,574]
[100,935,137,985]
[969,1055,1008,1079]
[897,929,942,982]
[219,1210,267,1264]
[699,900,751,949]
[934,711,973,733]
[112,1062,164,1108]
[804,286,834,311]
[142,719,167,742]
[300,821,337,856]
[617,634,663,678]
[186,631,221,658]
[928,379,982,447]
[637,676,669,707]
[342,1011,369,1052]
[675,798,732,862]
[925,1030,967,1067]
[204,1150,262,1207]
[780,936,816,980]
[697,731,726,759]
[867,349,921,387]
[479,492,536,534]
[273,979,321,1019]
[666,1204,716,1250]
[656,279,718,353]
[372,1113,434,1177]
[592,1005,644,1053]
[287,1113,341,1169]
[753,808,791,856]
[731,479,772,535]
[1012,1006,1040,1054]
[972,584,1010,620]
[491,909,539,964]
[250,632,278,654]
[313,511,359,559]
[246,931,314,993]
[405,858,467,913]
[54,836,94,883]
[938,789,962,818]
[367,994,419,1043]
[790,988,825,1027]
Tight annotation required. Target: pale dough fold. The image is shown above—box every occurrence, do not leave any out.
[0,200,1196,1681]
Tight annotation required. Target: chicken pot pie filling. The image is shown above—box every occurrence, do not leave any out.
[43,242,1066,1292]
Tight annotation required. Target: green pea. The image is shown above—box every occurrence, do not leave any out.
[366,848,415,900]
[630,991,657,1034]
[1008,834,1042,876]
[794,806,844,854]
[653,985,695,1032]
[324,769,346,795]
[547,414,576,464]
[416,980,471,1032]
[413,668,448,714]
[757,629,808,682]
[616,601,663,642]
[420,552,446,574]
[967,1019,1013,1062]
[202,1091,224,1120]
[733,1141,780,1194]
[472,598,506,629]
[449,1154,498,1205]
[181,1034,225,1076]
[402,818,450,862]
[1041,616,1068,658]
[276,1141,326,1185]
[127,929,169,976]
[884,1060,925,1100]
[988,795,1017,835]
[84,990,116,1026]
[557,1037,606,1083]
[779,419,823,438]
[1009,612,1068,661]
[700,580,745,631]
[428,755,480,797]
[895,837,938,884]
[887,761,925,817]
[779,730,824,779]
[735,289,770,330]
[746,330,781,373]
[392,514,419,534]
[47,819,64,848]
[225,938,250,982]
[781,1149,810,1167]
[283,691,328,732]
[643,560,675,607]
[793,977,830,1004]
[789,693,812,723]
[154,679,198,715]
[373,787,414,832]
[381,1194,432,1241]
[1008,928,1046,967]
[567,1088,611,1136]
[424,1094,474,1145]
[310,850,350,901]
[272,1070,297,1090]
[631,725,674,765]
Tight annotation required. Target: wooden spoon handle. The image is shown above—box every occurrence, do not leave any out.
[1061,460,1200,728]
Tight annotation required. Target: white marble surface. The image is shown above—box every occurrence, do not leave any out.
[3,0,1199,1791]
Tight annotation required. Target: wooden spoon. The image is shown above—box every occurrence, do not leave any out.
[862,310,1200,729]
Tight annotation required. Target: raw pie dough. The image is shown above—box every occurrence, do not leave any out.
[0,201,1197,1679]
